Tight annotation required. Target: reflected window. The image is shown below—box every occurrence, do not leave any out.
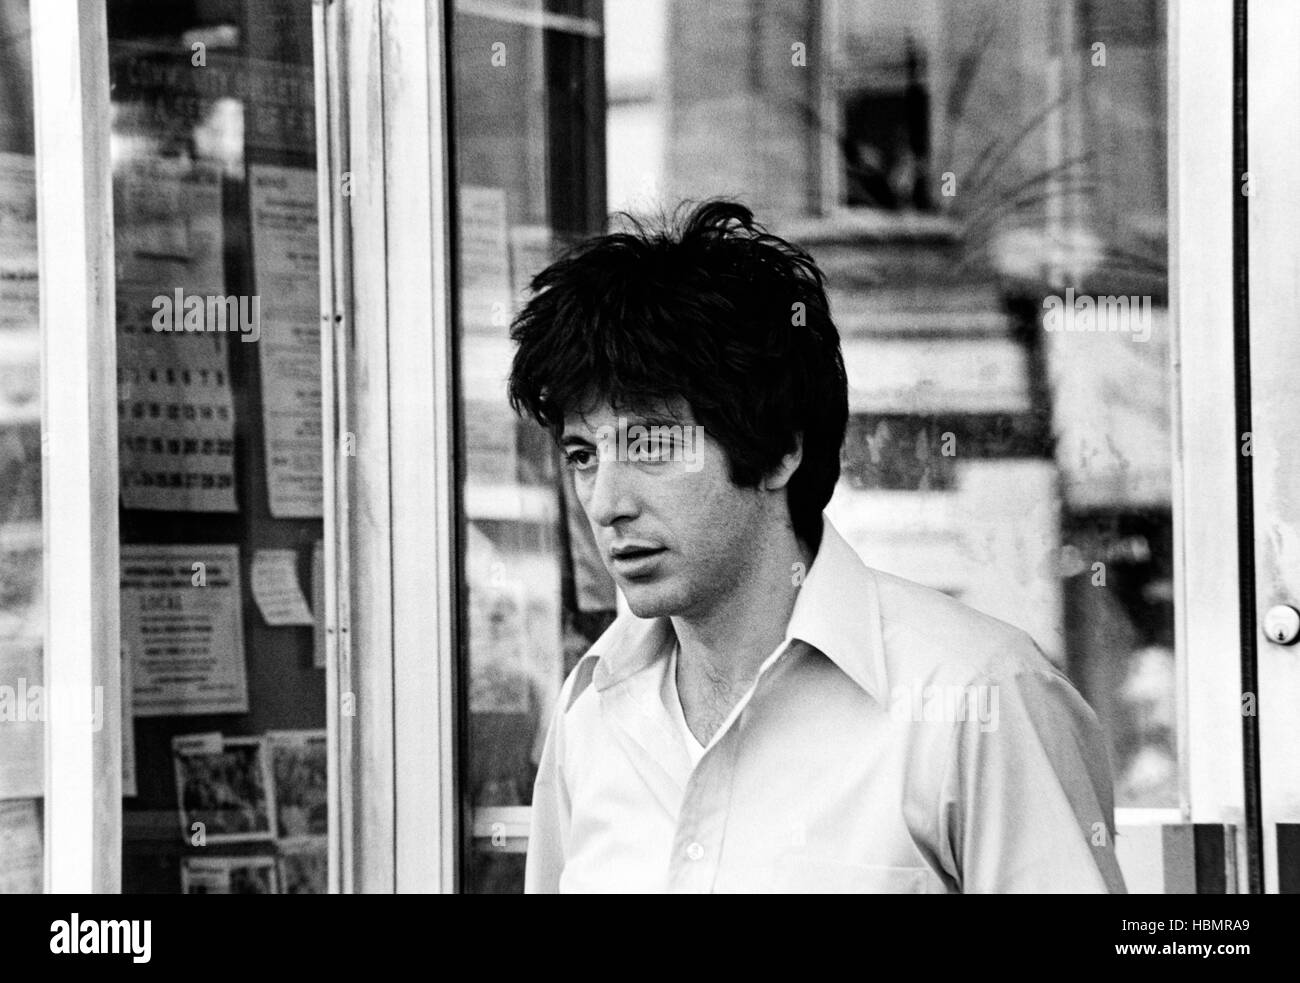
[108,0,329,894]
[451,0,609,894]
[454,0,1176,893]
[0,0,43,894]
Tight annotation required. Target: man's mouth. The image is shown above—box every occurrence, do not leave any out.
[610,543,663,559]
[609,543,667,576]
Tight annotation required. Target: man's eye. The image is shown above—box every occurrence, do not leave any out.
[627,434,675,463]
[564,448,597,471]
[644,436,675,461]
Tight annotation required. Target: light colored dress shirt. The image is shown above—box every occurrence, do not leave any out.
[663,642,707,767]
[525,515,1128,894]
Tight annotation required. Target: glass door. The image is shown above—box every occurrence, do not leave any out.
[448,0,607,894]
[107,0,330,895]
[0,0,44,895]
[445,0,1256,893]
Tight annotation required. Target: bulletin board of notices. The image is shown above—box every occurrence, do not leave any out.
[109,18,329,895]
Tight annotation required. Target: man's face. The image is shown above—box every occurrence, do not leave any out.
[561,400,767,620]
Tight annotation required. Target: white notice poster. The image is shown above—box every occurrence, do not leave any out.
[458,188,516,483]
[311,540,325,669]
[0,639,42,800]
[458,186,511,335]
[0,153,40,431]
[121,545,249,717]
[251,548,313,626]
[0,798,42,894]
[0,152,38,335]
[249,164,323,519]
[115,158,238,512]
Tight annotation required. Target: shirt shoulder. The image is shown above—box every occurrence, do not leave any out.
[554,612,641,717]
[868,566,1061,687]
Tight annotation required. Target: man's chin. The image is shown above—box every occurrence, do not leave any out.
[619,581,684,620]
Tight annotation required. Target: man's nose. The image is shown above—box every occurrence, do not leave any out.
[584,457,639,528]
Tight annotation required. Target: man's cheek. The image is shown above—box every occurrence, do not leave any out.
[585,512,604,551]
[573,474,595,514]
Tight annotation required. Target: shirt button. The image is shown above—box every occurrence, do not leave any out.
[686,842,705,862]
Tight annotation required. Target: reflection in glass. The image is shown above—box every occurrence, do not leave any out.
[0,0,43,893]
[108,0,328,893]
[455,0,1177,892]
[452,0,609,893]
[608,0,1173,809]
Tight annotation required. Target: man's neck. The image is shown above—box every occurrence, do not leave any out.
[670,520,814,742]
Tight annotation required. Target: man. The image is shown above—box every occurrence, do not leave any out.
[508,199,1126,894]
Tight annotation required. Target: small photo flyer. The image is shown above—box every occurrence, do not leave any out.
[172,733,274,844]
[267,729,327,841]
[278,839,327,894]
[181,855,279,894]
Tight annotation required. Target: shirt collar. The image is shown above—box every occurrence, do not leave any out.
[586,515,888,704]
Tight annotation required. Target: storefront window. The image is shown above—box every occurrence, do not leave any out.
[454,0,1176,893]
[618,0,1175,813]
[108,0,327,894]
[0,0,1283,899]
[451,0,607,895]
[0,0,44,895]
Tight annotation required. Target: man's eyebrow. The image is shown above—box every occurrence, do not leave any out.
[560,416,689,442]
[628,414,688,429]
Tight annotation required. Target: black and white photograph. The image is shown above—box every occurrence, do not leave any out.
[0,0,1294,954]
[267,730,327,841]
[180,854,279,894]
[277,839,327,895]
[172,734,274,844]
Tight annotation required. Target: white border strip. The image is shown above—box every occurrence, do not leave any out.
[1246,0,1300,896]
[341,0,397,894]
[1168,0,1244,839]
[31,0,120,894]
[383,0,459,893]
[311,0,347,896]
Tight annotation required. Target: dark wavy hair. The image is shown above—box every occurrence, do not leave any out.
[507,199,848,549]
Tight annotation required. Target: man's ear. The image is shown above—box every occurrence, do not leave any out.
[762,434,803,491]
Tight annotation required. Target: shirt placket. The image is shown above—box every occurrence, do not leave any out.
[666,726,738,892]
[665,639,798,893]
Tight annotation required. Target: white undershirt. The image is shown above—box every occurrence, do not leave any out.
[663,642,708,766]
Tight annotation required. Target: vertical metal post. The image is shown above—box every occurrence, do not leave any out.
[314,0,461,892]
[30,0,121,894]
[382,0,461,893]
[312,0,355,895]
[1169,0,1247,890]
[1231,0,1264,896]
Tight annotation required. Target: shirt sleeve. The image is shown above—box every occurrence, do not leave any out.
[523,661,587,894]
[938,666,1128,894]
